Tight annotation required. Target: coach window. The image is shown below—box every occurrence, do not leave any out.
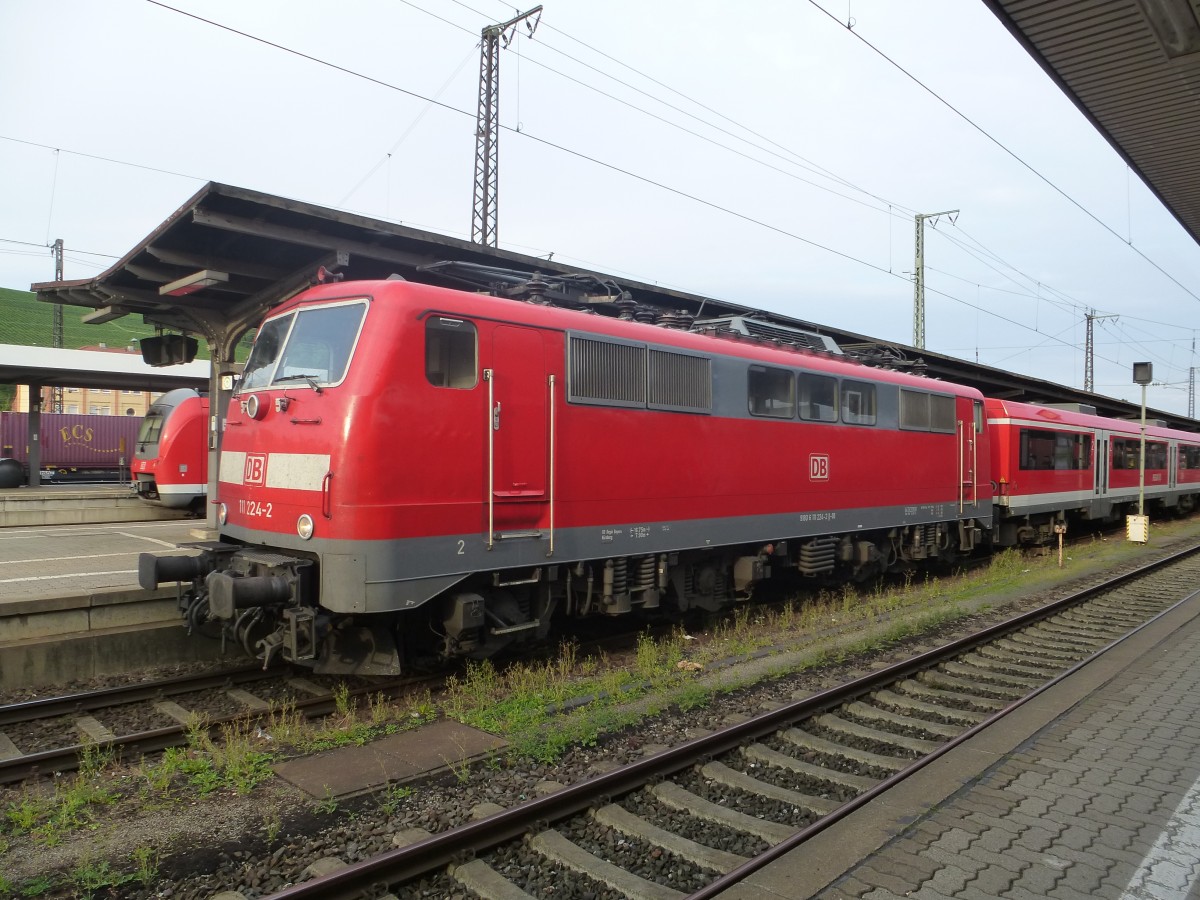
[1111,438,1133,470]
[1021,429,1091,470]
[426,317,478,389]
[1181,446,1200,469]
[841,381,876,425]
[1111,437,1166,470]
[748,365,794,418]
[930,395,956,432]
[974,400,984,433]
[798,373,838,422]
[137,411,166,445]
[899,389,929,430]
[1147,441,1167,469]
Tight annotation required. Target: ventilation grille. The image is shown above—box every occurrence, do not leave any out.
[568,334,711,413]
[649,349,711,411]
[568,336,645,406]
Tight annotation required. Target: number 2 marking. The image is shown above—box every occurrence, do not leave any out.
[457,540,465,555]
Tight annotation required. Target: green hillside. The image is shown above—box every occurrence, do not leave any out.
[1,286,164,410]
[0,286,161,350]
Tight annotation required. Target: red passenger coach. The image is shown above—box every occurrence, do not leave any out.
[986,398,1200,543]
[132,388,209,510]
[142,276,994,673]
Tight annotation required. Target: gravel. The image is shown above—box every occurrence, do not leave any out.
[673,767,819,830]
[559,815,714,891]
[621,786,770,857]
[483,840,622,900]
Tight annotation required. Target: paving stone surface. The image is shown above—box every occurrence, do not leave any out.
[809,608,1200,899]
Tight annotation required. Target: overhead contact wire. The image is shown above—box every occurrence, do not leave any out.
[804,0,1200,305]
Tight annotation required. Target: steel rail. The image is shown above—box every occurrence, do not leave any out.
[260,541,1200,900]
[0,662,269,728]
[0,675,432,785]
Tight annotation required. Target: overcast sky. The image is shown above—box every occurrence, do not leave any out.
[3,0,1199,415]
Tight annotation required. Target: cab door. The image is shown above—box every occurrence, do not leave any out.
[484,325,547,539]
[491,325,546,500]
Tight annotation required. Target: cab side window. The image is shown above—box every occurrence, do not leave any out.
[426,318,478,388]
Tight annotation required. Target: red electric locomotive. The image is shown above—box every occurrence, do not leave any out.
[133,388,210,511]
[986,399,1200,543]
[141,276,994,673]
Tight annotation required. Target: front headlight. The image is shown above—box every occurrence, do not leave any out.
[297,514,314,540]
[217,502,228,525]
[245,393,266,420]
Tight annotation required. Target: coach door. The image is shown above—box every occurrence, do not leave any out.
[956,398,981,512]
[484,325,548,544]
[1095,433,1109,495]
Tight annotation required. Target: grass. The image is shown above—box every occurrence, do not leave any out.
[140,717,276,798]
[1,685,439,893]
[377,783,414,816]
[438,522,1200,762]
[1,743,122,848]
[441,627,738,763]
[311,788,339,816]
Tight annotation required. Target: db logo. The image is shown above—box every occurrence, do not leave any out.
[244,453,267,486]
[809,454,830,481]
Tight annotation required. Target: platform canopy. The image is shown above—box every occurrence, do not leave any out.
[29,182,749,351]
[983,0,1200,247]
[0,344,207,393]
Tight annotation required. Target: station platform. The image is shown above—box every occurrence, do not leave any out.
[0,519,204,603]
[720,579,1200,899]
[0,482,191,527]
[0,519,225,689]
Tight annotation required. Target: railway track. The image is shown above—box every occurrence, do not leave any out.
[0,665,431,785]
[0,610,685,788]
[256,543,1200,900]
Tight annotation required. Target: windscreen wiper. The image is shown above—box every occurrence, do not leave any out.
[274,374,324,393]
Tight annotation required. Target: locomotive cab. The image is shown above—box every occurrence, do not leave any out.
[132,388,209,510]
[147,292,387,671]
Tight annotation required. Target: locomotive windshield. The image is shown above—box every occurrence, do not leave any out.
[136,412,165,445]
[240,313,293,392]
[239,301,367,392]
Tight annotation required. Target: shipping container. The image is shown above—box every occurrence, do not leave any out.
[0,412,140,483]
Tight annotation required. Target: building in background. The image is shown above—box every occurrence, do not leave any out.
[10,343,160,416]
